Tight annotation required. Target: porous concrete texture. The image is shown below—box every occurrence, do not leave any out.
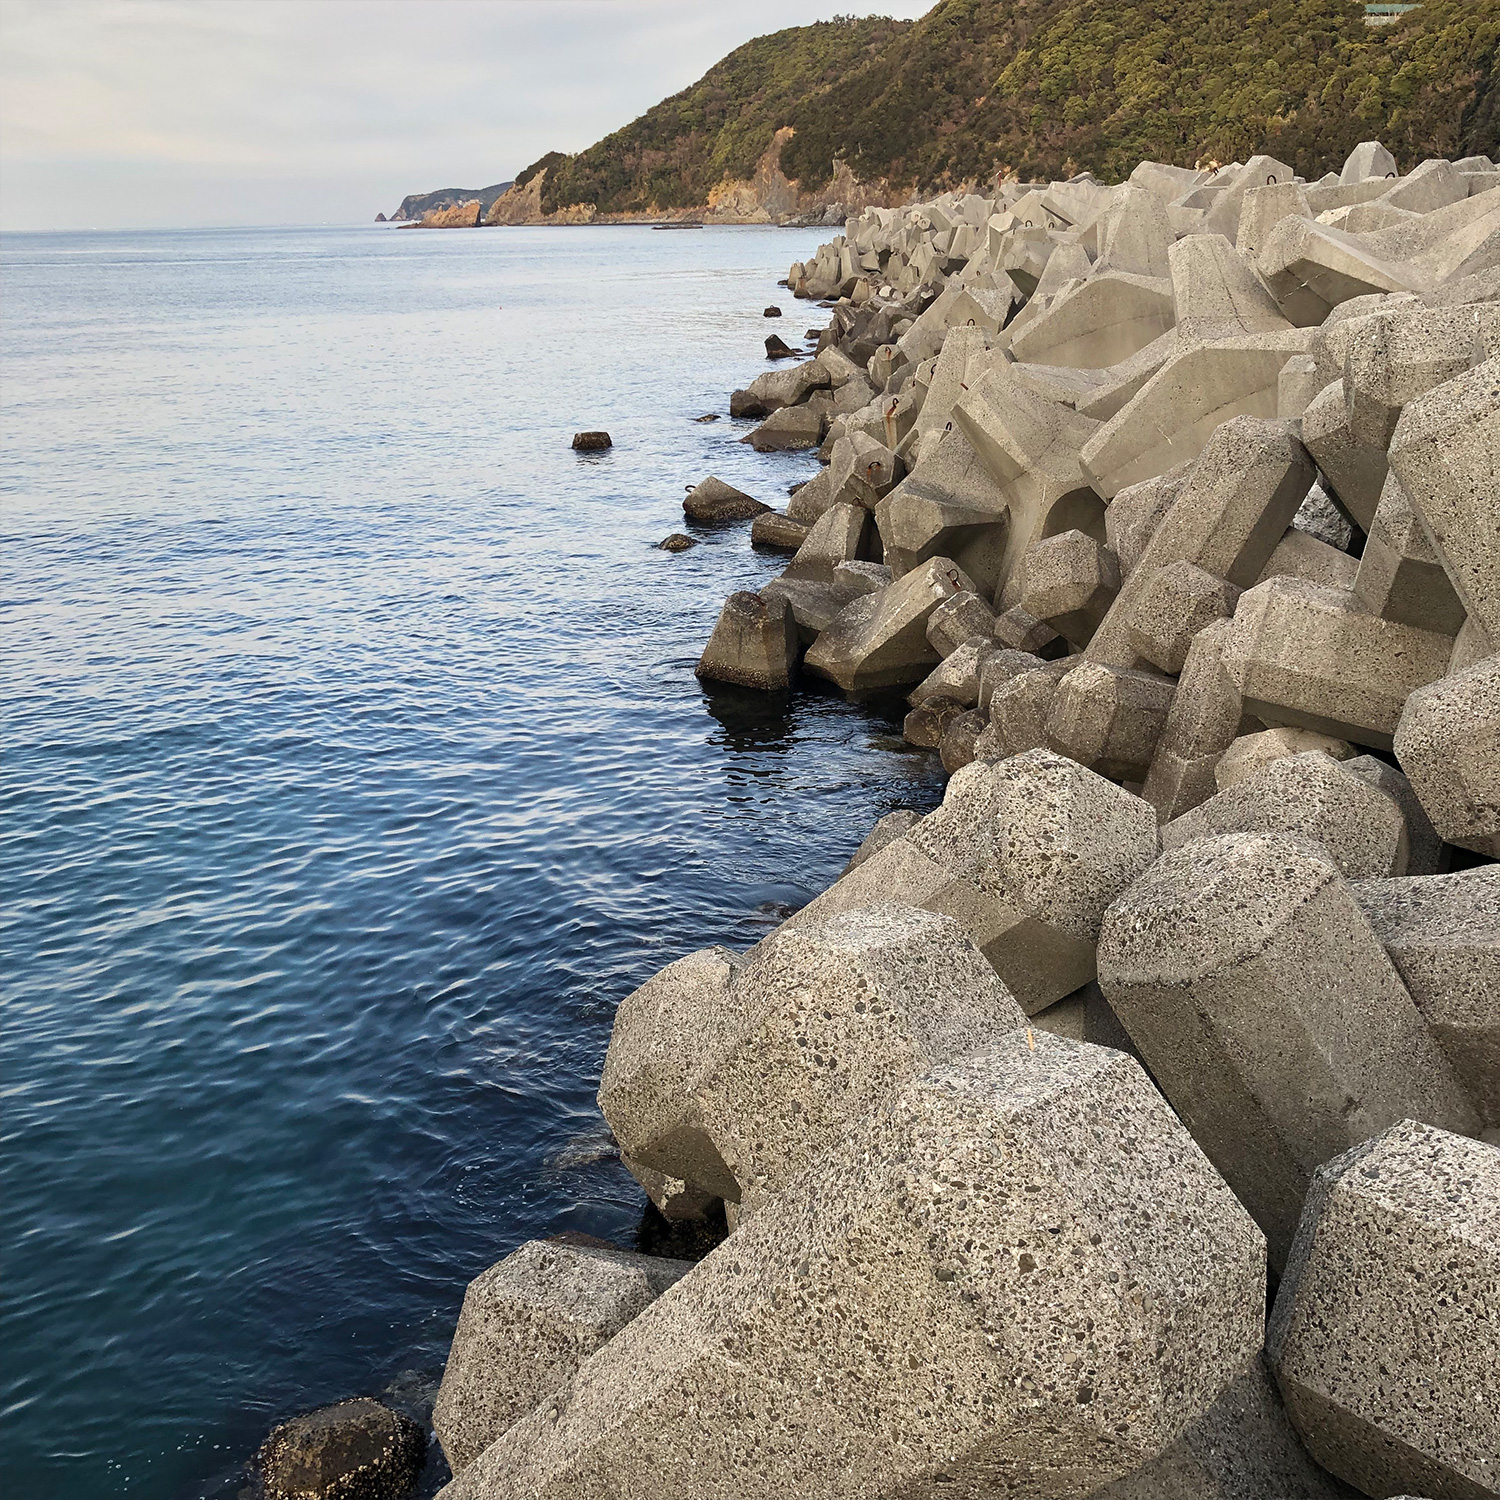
[1386,356,1500,652]
[938,705,988,774]
[433,1239,693,1475]
[1047,660,1176,783]
[904,694,964,748]
[694,592,799,692]
[1097,832,1478,1268]
[924,588,996,657]
[908,634,990,708]
[981,658,1075,760]
[1354,869,1500,1126]
[1141,617,1250,822]
[804,556,975,692]
[1018,528,1121,647]
[839,808,921,876]
[1352,474,1467,634]
[1122,559,1241,674]
[443,1034,1267,1500]
[1341,753,1447,876]
[1393,654,1500,856]
[1222,577,1457,749]
[1267,1121,1500,1500]
[1090,1357,1359,1500]
[682,475,771,524]
[792,749,1159,1014]
[1215,726,1355,791]
[783,500,871,582]
[1161,750,1412,879]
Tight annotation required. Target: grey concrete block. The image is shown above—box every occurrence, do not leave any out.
[1341,140,1398,184]
[1222,577,1456,749]
[1123,560,1241,674]
[1018,528,1121,647]
[1301,377,1387,533]
[805,556,976,692]
[939,705,988,774]
[783,500,871,582]
[1142,617,1251,823]
[992,603,1061,654]
[1171,232,1294,339]
[1216,727,1355,790]
[1162,750,1411,879]
[1393,655,1500,856]
[433,1239,693,1474]
[979,658,1075,760]
[904,694,965,749]
[839,808,921,876]
[1257,527,1360,591]
[976,646,1047,712]
[445,1035,1266,1500]
[1010,270,1176,368]
[1341,753,1447,876]
[925,588,996,657]
[909,634,991,707]
[1387,356,1500,651]
[1048,661,1177,783]
[695,592,799,691]
[1354,868,1500,1126]
[792,749,1159,1014]
[682,475,771,524]
[1267,1121,1500,1499]
[1106,464,1190,578]
[1097,832,1479,1268]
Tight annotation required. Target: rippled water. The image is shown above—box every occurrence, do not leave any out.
[0,223,945,1499]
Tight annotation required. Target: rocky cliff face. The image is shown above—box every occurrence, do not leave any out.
[389,183,513,222]
[416,199,483,228]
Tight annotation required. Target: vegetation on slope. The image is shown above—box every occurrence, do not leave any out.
[778,0,1499,187]
[521,16,911,215]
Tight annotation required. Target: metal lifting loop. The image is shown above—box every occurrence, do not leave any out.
[1267,174,1277,184]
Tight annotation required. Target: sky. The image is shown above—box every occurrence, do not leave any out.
[0,0,935,231]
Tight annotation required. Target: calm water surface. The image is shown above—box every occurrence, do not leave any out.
[0,223,945,1498]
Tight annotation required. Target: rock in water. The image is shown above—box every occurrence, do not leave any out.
[763,305,782,317]
[764,333,798,359]
[682,475,769,523]
[570,431,612,451]
[657,533,697,552]
[258,1397,424,1500]
[695,591,798,690]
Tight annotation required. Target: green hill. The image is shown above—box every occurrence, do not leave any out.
[514,0,1498,217]
[778,0,1499,187]
[524,16,911,216]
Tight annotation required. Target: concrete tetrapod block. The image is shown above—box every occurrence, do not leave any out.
[839,808,921,876]
[1216,727,1355,789]
[782,500,871,582]
[1386,356,1500,650]
[1352,473,1467,634]
[1261,529,1361,589]
[1122,560,1241,674]
[789,748,1159,1014]
[695,592,799,692]
[1221,577,1456,750]
[1106,465,1189,577]
[1266,1120,1500,1500]
[1162,751,1412,880]
[1392,655,1500,855]
[952,361,1105,597]
[1169,233,1295,339]
[441,1033,1267,1500]
[977,646,1048,712]
[1090,1356,1359,1500]
[980,659,1076,760]
[1341,140,1398,184]
[905,695,966,749]
[1017,529,1121,648]
[1086,415,1315,666]
[1047,661,1177,783]
[1301,376,1388,533]
[1340,754,1446,876]
[1256,217,1417,329]
[1142,617,1252,823]
[804,556,976,693]
[925,588,996,657]
[1009,271,1176,369]
[909,635,990,708]
[873,427,1010,596]
[1078,330,1310,499]
[597,946,747,1198]
[1354,869,1500,1127]
[682,475,771,524]
[939,706,989,774]
[433,1239,694,1476]
[1341,305,1497,452]
[1097,833,1480,1270]
[695,904,1024,1213]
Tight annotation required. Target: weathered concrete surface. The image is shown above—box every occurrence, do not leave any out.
[695,592,799,691]
[839,808,921,877]
[1393,655,1500,856]
[1354,869,1500,1126]
[433,1239,692,1474]
[1122,560,1241,674]
[1161,751,1412,880]
[1221,577,1456,749]
[789,749,1159,1014]
[683,475,770,524]
[443,1035,1266,1500]
[909,635,990,708]
[1097,832,1478,1268]
[1215,727,1355,791]
[1018,529,1121,648]
[260,1399,425,1500]
[1351,474,1467,634]
[1047,661,1176,783]
[1386,356,1500,653]
[1267,1121,1500,1500]
[804,556,975,692]
[925,589,996,657]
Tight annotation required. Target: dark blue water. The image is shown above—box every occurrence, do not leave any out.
[0,223,945,1499]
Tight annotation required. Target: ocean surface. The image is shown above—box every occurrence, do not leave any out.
[0,222,947,1499]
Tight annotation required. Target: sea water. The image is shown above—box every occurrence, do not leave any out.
[0,222,945,1497]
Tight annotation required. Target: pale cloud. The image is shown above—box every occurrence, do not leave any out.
[0,0,933,230]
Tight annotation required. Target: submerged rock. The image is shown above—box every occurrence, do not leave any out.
[570,431,612,451]
[258,1397,424,1500]
[657,533,697,552]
